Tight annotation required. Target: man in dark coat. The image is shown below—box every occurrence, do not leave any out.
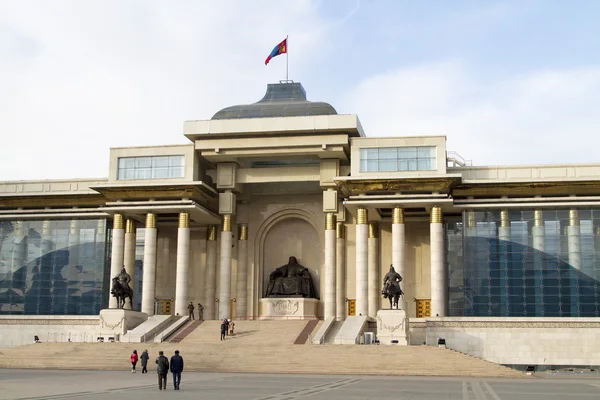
[140,349,149,373]
[155,350,169,390]
[187,302,195,320]
[170,350,184,390]
[220,319,227,341]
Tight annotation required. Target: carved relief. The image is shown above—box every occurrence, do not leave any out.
[270,300,300,315]
[0,319,98,326]
[377,315,405,333]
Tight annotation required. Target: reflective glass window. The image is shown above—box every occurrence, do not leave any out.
[117,155,185,180]
[359,146,436,172]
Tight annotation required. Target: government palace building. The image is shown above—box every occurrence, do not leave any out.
[1,82,600,367]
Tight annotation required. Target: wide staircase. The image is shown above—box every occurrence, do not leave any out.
[0,320,523,378]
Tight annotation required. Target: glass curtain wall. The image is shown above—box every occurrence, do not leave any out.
[0,218,109,315]
[447,209,600,317]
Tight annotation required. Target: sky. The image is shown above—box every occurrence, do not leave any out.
[1,0,599,180]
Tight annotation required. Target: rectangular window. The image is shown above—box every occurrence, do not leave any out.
[359,146,436,172]
[117,155,185,180]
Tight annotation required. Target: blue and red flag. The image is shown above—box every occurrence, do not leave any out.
[264,38,287,65]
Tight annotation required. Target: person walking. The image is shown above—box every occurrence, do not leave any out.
[198,303,204,321]
[220,319,227,341]
[140,349,149,373]
[130,350,138,373]
[155,350,170,390]
[170,350,184,390]
[229,320,235,336]
[187,302,195,320]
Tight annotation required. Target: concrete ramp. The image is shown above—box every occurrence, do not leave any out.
[334,315,369,344]
[122,315,175,343]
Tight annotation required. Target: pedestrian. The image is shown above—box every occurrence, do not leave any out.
[130,350,138,373]
[140,349,149,373]
[224,318,230,336]
[170,350,184,390]
[188,302,195,320]
[155,350,170,390]
[198,303,204,321]
[229,320,235,336]
[220,319,227,341]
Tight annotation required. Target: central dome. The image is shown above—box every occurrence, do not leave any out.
[211,82,338,120]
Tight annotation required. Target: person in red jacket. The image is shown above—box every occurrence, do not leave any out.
[130,350,139,373]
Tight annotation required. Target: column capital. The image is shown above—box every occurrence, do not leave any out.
[179,212,190,228]
[570,209,580,226]
[238,224,248,240]
[222,215,232,232]
[145,213,156,229]
[325,213,336,230]
[125,218,136,233]
[430,207,443,224]
[500,210,509,227]
[534,209,543,227]
[336,222,345,239]
[392,207,404,224]
[368,222,379,239]
[207,225,217,241]
[113,213,124,230]
[357,208,368,225]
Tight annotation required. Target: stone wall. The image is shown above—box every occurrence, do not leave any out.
[425,317,600,366]
[0,316,99,348]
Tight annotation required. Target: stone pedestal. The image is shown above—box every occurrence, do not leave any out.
[376,309,409,345]
[259,298,318,320]
[98,309,148,335]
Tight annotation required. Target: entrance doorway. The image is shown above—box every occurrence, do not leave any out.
[347,299,356,316]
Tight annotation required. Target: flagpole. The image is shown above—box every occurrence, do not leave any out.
[286,35,289,81]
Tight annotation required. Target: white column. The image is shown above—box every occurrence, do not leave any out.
[335,223,346,321]
[11,220,26,273]
[219,215,233,320]
[324,213,337,319]
[175,212,191,317]
[236,224,248,319]
[141,213,157,315]
[123,218,136,310]
[204,226,217,320]
[568,209,581,271]
[391,207,405,282]
[498,210,511,316]
[355,208,368,317]
[430,207,446,317]
[108,214,125,309]
[367,222,379,318]
[532,210,545,315]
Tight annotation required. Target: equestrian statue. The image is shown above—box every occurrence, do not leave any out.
[382,265,403,309]
[111,267,133,309]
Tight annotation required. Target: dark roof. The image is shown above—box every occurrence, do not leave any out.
[211,82,338,120]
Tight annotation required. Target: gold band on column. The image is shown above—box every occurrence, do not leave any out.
[113,214,124,230]
[179,212,190,228]
[368,222,379,239]
[392,207,404,224]
[145,213,156,229]
[222,215,232,232]
[125,218,136,233]
[325,213,336,230]
[357,208,368,225]
[430,207,443,224]
[500,210,509,227]
[207,225,217,241]
[238,224,248,240]
[534,209,543,227]
[466,211,475,228]
[570,209,579,226]
[336,222,345,239]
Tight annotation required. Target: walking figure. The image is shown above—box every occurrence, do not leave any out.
[188,302,195,320]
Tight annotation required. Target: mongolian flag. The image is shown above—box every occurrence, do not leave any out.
[264,38,287,65]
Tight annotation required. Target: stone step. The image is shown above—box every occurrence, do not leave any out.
[170,320,203,343]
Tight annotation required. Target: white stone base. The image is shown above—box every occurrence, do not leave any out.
[259,298,318,320]
[98,309,148,335]
[376,309,409,345]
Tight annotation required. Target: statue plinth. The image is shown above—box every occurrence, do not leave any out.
[259,298,318,320]
[376,309,409,345]
[98,309,148,335]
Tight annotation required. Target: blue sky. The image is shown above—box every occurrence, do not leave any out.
[1,0,599,180]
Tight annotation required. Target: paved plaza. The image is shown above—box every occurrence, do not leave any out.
[1,369,599,400]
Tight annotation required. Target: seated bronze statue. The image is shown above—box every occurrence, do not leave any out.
[265,256,318,299]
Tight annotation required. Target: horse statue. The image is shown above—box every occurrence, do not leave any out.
[382,265,404,310]
[110,267,133,309]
